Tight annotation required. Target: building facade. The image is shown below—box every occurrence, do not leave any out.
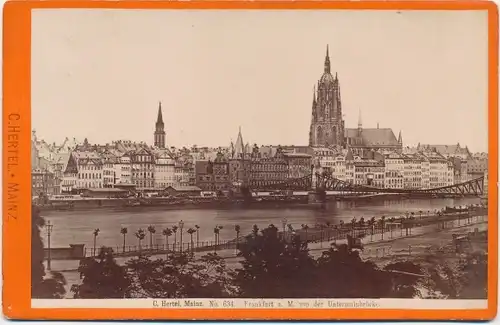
[313,147,347,181]
[248,147,288,189]
[352,159,385,187]
[31,169,58,197]
[154,151,176,188]
[402,154,423,189]
[76,156,103,189]
[114,153,132,185]
[422,151,450,188]
[283,152,312,179]
[130,147,155,189]
[383,152,404,189]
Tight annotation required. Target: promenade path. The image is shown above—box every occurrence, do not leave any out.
[53,215,487,298]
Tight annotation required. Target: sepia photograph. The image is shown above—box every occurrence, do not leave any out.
[30,8,489,307]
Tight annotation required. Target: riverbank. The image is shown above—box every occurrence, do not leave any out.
[37,193,481,213]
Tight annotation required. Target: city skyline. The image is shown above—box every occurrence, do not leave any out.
[32,9,488,152]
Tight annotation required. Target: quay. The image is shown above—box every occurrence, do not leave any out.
[36,191,480,212]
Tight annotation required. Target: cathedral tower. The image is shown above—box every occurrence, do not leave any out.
[154,101,166,148]
[308,45,345,148]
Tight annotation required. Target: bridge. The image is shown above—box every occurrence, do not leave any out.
[247,174,485,198]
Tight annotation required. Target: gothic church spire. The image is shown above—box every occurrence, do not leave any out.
[156,101,164,126]
[324,44,331,74]
[154,101,166,148]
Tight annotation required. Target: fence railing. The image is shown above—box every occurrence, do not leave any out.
[84,212,487,258]
[85,239,238,257]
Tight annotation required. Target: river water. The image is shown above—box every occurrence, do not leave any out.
[40,197,480,250]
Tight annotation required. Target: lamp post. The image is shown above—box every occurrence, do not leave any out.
[178,220,184,252]
[46,220,53,271]
[281,217,288,241]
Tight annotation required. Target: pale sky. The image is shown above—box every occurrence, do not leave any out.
[32,9,489,152]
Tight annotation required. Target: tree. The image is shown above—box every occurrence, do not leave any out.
[325,221,331,241]
[379,216,386,240]
[126,252,237,298]
[234,224,317,298]
[135,228,146,252]
[452,252,487,298]
[195,225,200,247]
[187,228,196,251]
[368,217,375,241]
[31,205,66,299]
[315,244,420,298]
[92,228,100,256]
[213,226,220,252]
[71,247,131,298]
[358,217,365,229]
[120,227,128,253]
[301,224,309,242]
[162,228,172,252]
[383,261,423,298]
[147,225,156,250]
[234,225,241,251]
[172,225,178,251]
[350,218,357,237]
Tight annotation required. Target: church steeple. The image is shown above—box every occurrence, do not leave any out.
[233,126,245,159]
[324,45,331,74]
[154,101,166,148]
[156,101,164,126]
[309,45,345,148]
[398,130,403,145]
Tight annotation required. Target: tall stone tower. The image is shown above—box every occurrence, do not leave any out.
[154,101,166,148]
[308,45,345,148]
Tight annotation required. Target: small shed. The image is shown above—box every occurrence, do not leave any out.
[82,188,128,198]
[164,185,202,197]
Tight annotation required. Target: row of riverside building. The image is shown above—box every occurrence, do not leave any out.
[31,126,487,197]
[31,46,488,197]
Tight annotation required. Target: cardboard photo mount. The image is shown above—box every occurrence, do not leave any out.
[2,0,498,320]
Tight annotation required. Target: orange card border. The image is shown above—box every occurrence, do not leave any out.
[2,0,498,320]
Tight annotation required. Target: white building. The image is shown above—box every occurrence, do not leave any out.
[447,160,455,186]
[60,153,78,193]
[352,159,385,187]
[154,151,176,189]
[402,154,423,189]
[383,152,404,189]
[422,151,450,188]
[421,156,430,189]
[114,153,132,185]
[103,157,116,188]
[73,151,104,189]
[312,147,347,181]
[174,158,193,187]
